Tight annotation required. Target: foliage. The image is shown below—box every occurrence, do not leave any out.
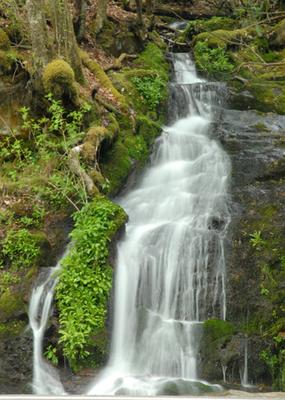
[44,345,59,366]
[0,271,20,295]
[204,319,235,342]
[2,228,41,269]
[132,75,164,110]
[249,230,265,250]
[56,196,127,370]
[194,41,234,78]
[16,95,91,208]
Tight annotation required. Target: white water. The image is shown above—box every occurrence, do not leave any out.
[88,53,231,396]
[29,255,67,395]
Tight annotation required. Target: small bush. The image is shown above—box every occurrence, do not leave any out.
[2,229,41,269]
[132,75,164,110]
[56,196,127,370]
[194,41,234,78]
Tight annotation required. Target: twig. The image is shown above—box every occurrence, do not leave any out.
[48,181,80,211]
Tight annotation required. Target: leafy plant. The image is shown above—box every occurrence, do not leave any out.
[44,345,59,366]
[2,228,41,269]
[249,230,265,250]
[56,196,127,370]
[132,75,164,110]
[194,41,234,78]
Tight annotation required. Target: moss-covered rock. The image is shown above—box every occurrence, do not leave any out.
[42,59,78,101]
[0,290,24,322]
[183,17,235,41]
[193,28,255,49]
[269,18,285,49]
[0,28,10,51]
[0,50,17,75]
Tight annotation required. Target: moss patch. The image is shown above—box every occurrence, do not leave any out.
[0,28,10,50]
[42,59,78,101]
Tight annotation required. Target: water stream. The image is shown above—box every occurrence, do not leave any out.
[88,53,231,395]
[29,52,231,395]
[29,255,67,395]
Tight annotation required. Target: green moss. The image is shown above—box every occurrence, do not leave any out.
[56,196,127,370]
[80,50,126,109]
[183,17,235,40]
[0,50,17,75]
[0,290,24,322]
[42,59,78,100]
[248,82,285,114]
[194,28,254,49]
[135,115,161,146]
[204,319,235,342]
[0,28,10,50]
[270,18,285,49]
[136,43,169,84]
[101,140,132,194]
[0,320,26,339]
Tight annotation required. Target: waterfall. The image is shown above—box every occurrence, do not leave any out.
[29,254,67,395]
[88,53,231,395]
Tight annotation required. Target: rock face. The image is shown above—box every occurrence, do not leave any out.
[199,100,285,389]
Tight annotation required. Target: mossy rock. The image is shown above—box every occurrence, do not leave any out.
[0,290,25,322]
[194,28,255,49]
[135,115,161,146]
[270,18,285,49]
[0,50,16,75]
[0,320,26,340]
[101,139,132,194]
[183,17,235,41]
[0,28,10,51]
[247,81,285,114]
[42,59,78,101]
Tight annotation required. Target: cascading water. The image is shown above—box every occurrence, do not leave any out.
[88,53,231,395]
[29,255,67,395]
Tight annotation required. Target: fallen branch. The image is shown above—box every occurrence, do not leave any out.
[68,144,97,196]
[104,53,137,72]
[48,181,80,211]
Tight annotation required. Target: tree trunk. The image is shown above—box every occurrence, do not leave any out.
[50,0,83,81]
[74,0,88,41]
[94,0,108,35]
[135,0,144,26]
[26,0,50,75]
[146,0,155,15]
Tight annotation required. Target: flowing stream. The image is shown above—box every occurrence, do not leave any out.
[88,53,231,395]
[29,52,231,395]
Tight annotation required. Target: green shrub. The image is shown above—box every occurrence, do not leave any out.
[56,196,127,370]
[2,228,41,269]
[132,75,164,110]
[194,41,234,78]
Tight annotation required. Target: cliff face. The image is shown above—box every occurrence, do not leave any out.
[199,106,285,389]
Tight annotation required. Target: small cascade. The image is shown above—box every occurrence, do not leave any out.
[241,335,254,389]
[222,364,228,383]
[29,254,67,395]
